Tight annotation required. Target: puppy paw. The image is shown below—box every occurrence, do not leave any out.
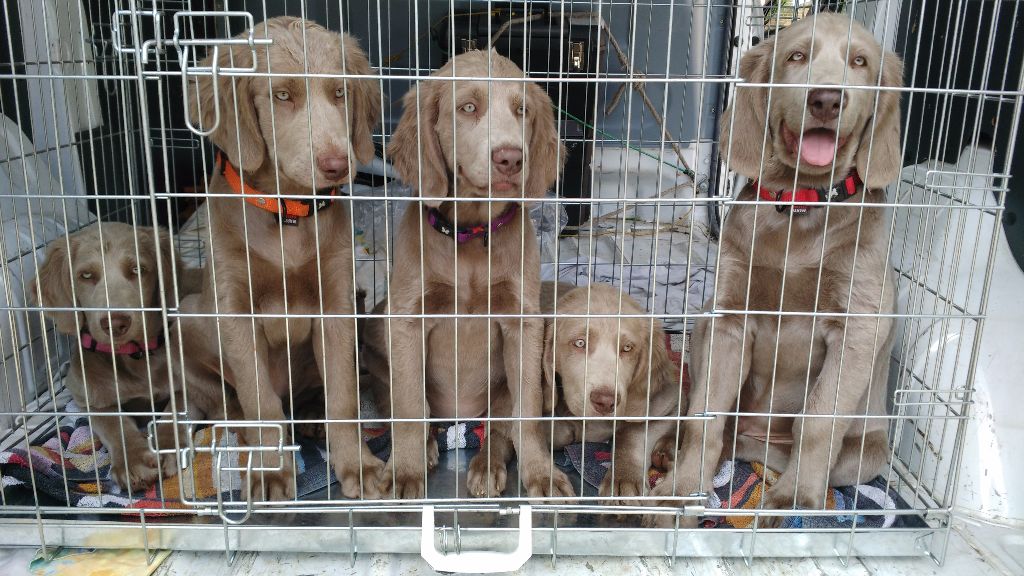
[640,470,702,528]
[243,453,296,502]
[245,468,296,502]
[650,435,678,471]
[467,453,507,498]
[160,450,179,479]
[111,449,161,492]
[598,467,647,507]
[757,483,819,528]
[426,434,439,471]
[521,467,575,502]
[334,453,386,500]
[640,509,699,529]
[380,460,428,500]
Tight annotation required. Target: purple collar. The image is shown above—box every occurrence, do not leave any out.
[80,328,164,360]
[425,203,519,245]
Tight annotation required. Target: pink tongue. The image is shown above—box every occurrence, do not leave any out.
[800,131,837,166]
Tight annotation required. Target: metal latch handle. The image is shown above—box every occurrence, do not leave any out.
[420,505,533,573]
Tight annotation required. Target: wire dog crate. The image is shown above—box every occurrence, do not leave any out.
[0,0,1020,569]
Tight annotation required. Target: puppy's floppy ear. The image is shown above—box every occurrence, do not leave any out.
[389,81,447,207]
[541,319,557,415]
[189,39,265,172]
[524,83,565,199]
[623,318,675,419]
[341,34,381,166]
[30,237,81,334]
[856,52,904,188]
[719,37,775,179]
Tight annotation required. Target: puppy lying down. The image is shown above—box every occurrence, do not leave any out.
[468,281,685,504]
[29,222,202,492]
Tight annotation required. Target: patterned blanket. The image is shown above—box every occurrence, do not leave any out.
[0,409,484,510]
[0,333,924,528]
[561,442,926,529]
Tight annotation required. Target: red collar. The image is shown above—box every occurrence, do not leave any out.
[216,151,341,226]
[755,172,862,214]
[80,328,164,360]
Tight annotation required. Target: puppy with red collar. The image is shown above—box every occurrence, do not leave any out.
[648,14,903,528]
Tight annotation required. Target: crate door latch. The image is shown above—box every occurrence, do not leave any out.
[169,10,273,136]
[420,505,533,573]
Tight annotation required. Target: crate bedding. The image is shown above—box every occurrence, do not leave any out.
[0,333,924,529]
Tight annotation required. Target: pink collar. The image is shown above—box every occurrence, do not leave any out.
[80,329,164,360]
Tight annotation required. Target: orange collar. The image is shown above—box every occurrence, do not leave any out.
[216,152,342,226]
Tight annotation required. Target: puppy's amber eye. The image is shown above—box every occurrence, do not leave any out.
[852,56,867,67]
[460,103,477,114]
[621,343,634,353]
[572,338,586,349]
[335,88,346,99]
[275,91,291,101]
[789,51,805,62]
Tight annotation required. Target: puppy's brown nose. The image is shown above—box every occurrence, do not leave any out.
[807,89,845,121]
[100,314,132,337]
[492,147,523,176]
[589,389,618,415]
[316,155,349,181]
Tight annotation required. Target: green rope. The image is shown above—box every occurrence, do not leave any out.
[555,105,697,179]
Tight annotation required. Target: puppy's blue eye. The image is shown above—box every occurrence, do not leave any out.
[853,56,867,67]
[461,103,477,114]
[335,88,346,99]
[621,343,634,353]
[79,272,93,280]
[275,91,291,101]
[573,338,586,349]
[789,51,805,62]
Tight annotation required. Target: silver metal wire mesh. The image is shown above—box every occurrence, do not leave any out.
[0,0,1019,566]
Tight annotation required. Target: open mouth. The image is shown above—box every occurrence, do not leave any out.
[782,123,847,167]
